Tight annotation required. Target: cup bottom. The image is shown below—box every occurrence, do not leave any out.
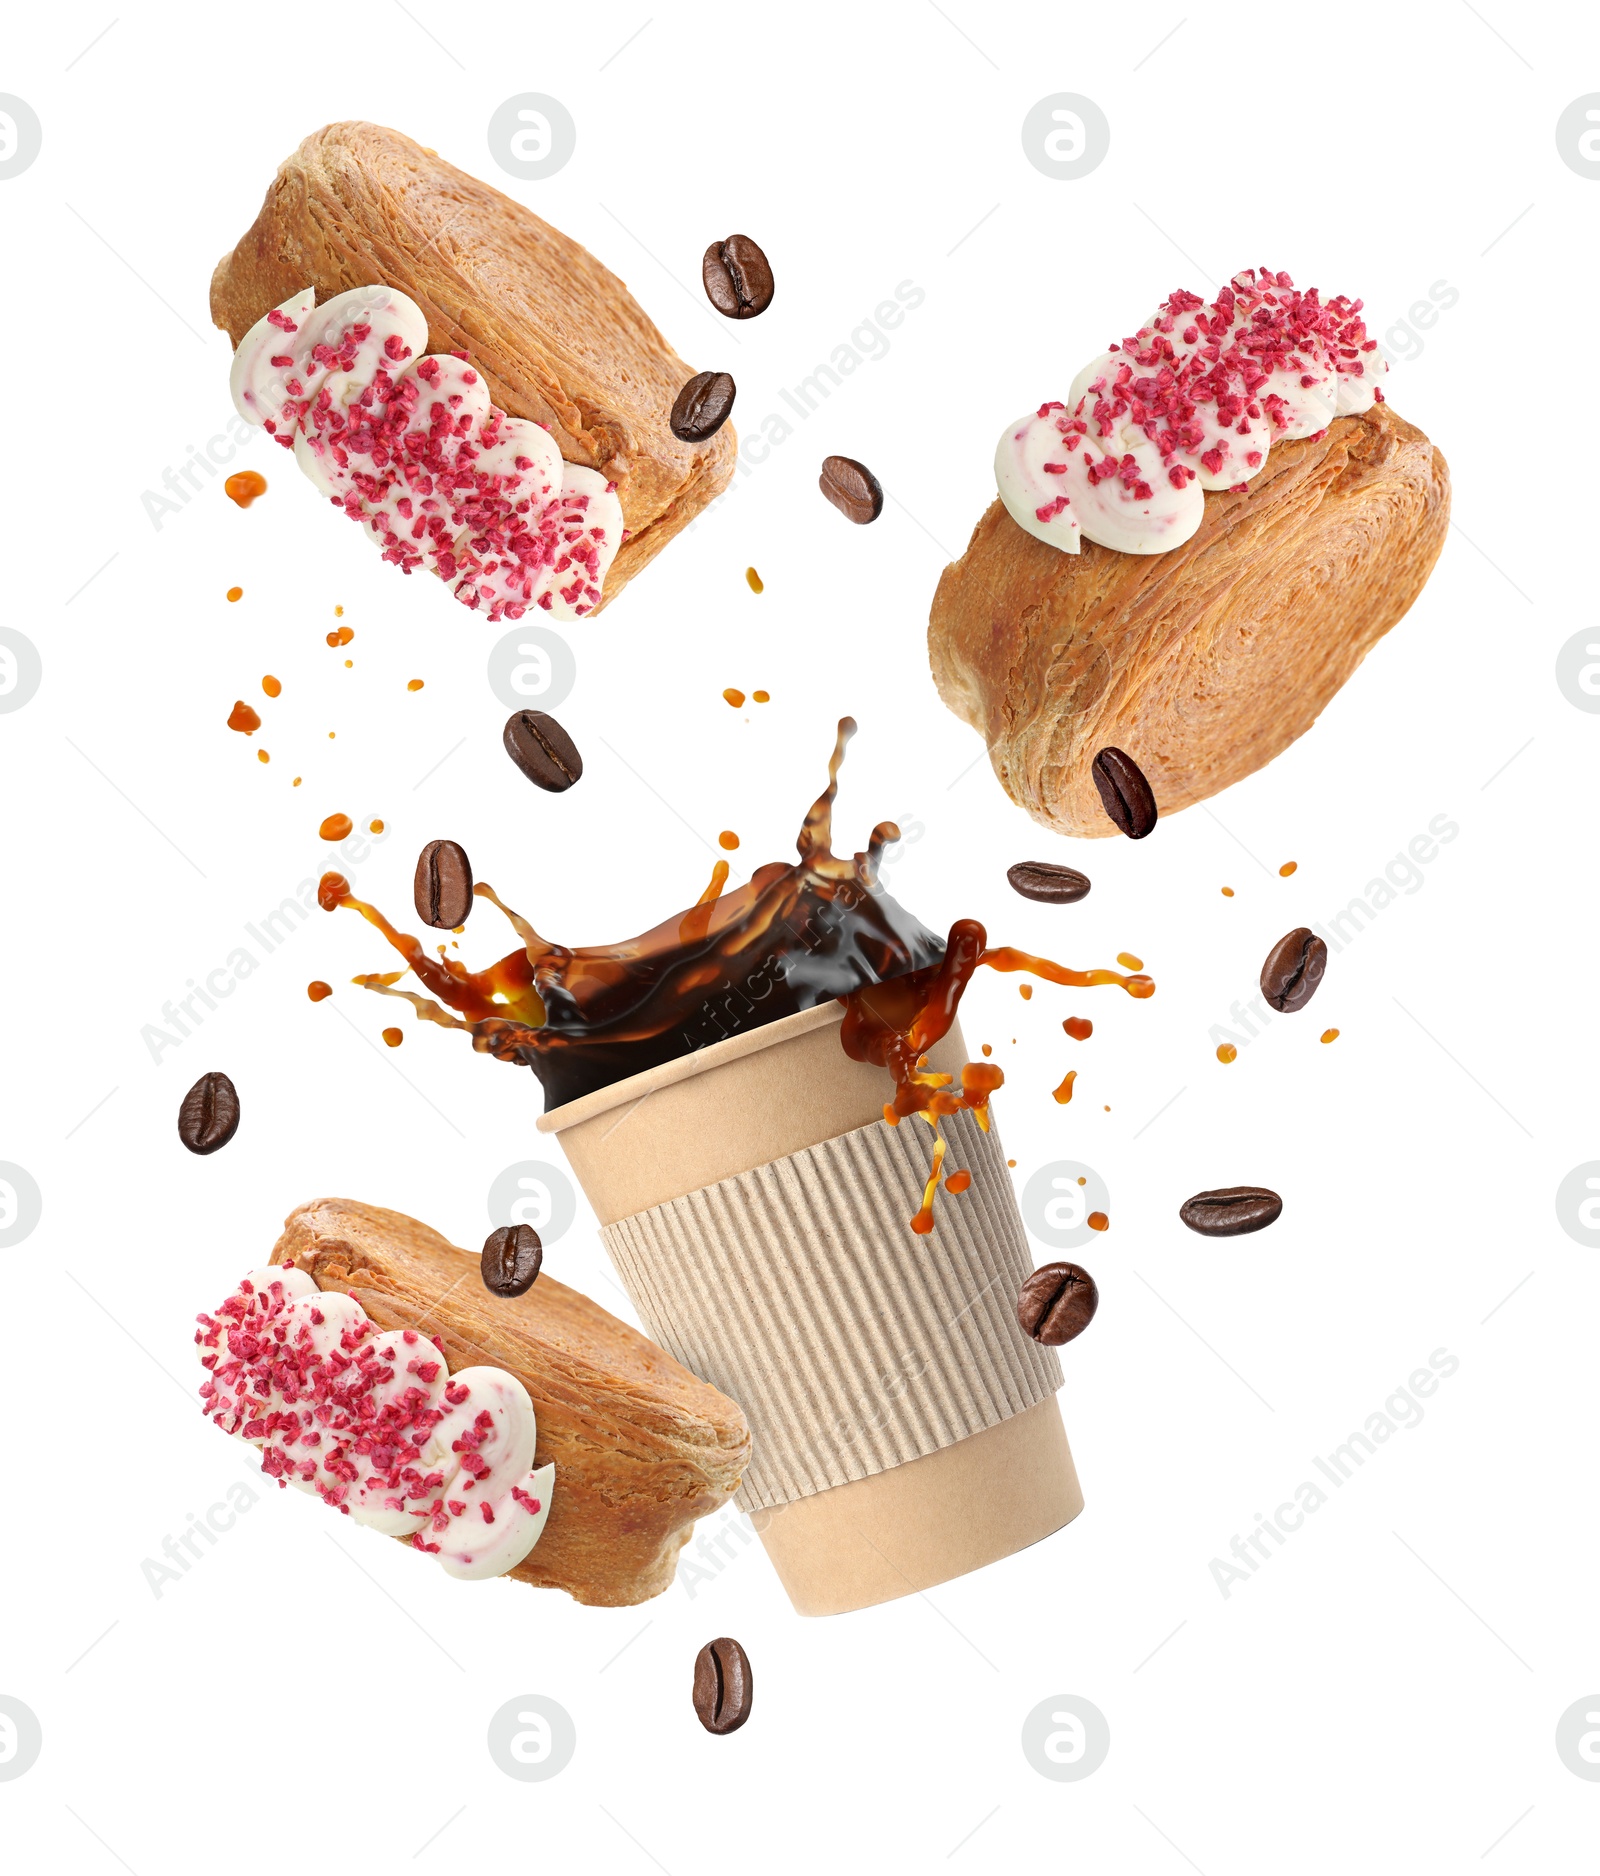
[748,1398,1083,1617]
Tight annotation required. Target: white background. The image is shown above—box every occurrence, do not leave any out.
[3,2,1597,1869]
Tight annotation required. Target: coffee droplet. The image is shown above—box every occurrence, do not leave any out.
[320,813,353,841]
[224,470,267,508]
[718,831,740,851]
[369,819,384,835]
[1019,983,1033,1000]
[227,701,260,734]
[1217,1043,1238,1064]
[1279,860,1298,877]
[692,1637,755,1734]
[262,675,282,698]
[1052,1069,1076,1104]
[1321,1027,1340,1044]
[407,678,425,691]
[226,586,243,603]
[307,981,332,1002]
[258,749,270,764]
[317,872,350,911]
[745,568,764,594]
[946,1170,972,1194]
[382,1026,403,1047]
[1221,886,1234,897]
[1087,1210,1109,1232]
[1116,951,1143,971]
[752,689,770,703]
[723,688,745,708]
[1063,1017,1092,1041]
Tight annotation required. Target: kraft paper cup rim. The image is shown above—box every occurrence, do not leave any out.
[535,1002,845,1135]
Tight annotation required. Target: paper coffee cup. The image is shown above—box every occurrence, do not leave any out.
[537,1002,1082,1615]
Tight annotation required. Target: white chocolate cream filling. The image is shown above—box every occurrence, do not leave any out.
[230,285,623,620]
[995,267,1390,557]
[196,1264,554,1581]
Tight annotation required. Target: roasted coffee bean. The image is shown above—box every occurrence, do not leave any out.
[1016,1261,1099,1346]
[818,455,883,524]
[178,1071,240,1155]
[1178,1186,1283,1237]
[1260,927,1327,1013]
[1008,861,1091,904]
[1091,747,1158,839]
[702,234,774,319]
[504,710,583,792]
[670,370,737,442]
[414,839,473,929]
[481,1224,543,1297]
[692,1636,753,1734]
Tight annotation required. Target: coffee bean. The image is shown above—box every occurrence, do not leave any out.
[414,839,473,929]
[1178,1187,1283,1237]
[504,710,583,792]
[819,455,883,525]
[1260,927,1327,1013]
[670,371,737,442]
[702,235,774,319]
[692,1636,753,1734]
[178,1071,240,1155]
[1008,861,1091,904]
[481,1224,543,1297]
[1016,1262,1099,1345]
[1091,747,1158,839]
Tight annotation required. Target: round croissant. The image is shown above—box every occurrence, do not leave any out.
[928,403,1450,837]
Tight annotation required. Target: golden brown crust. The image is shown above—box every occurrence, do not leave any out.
[269,1197,749,1606]
[928,404,1450,836]
[209,122,735,609]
